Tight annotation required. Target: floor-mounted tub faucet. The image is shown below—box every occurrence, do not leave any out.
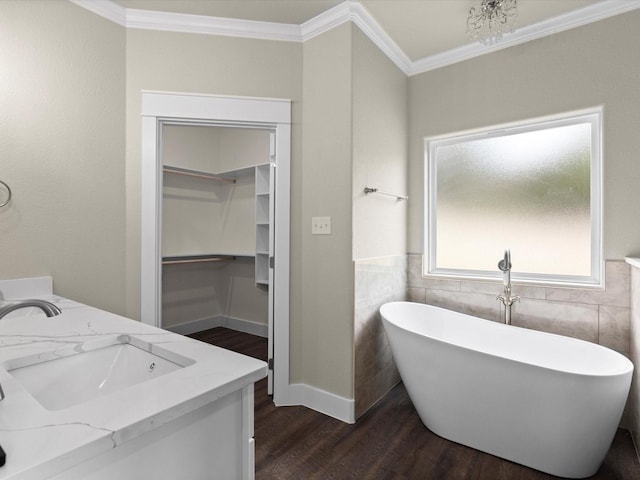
[496,249,520,325]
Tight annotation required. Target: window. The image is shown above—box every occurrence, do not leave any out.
[424,108,602,286]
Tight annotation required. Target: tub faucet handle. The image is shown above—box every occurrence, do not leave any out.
[497,292,520,306]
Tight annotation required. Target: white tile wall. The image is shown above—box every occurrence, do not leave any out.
[408,255,631,355]
[354,255,406,418]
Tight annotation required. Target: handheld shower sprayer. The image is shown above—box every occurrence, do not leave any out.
[498,249,511,287]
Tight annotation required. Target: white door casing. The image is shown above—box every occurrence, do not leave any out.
[140,91,291,404]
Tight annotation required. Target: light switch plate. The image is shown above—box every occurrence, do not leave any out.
[312,216,331,235]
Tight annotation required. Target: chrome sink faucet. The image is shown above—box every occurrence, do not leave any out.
[0,299,61,320]
[496,249,520,325]
[0,299,61,401]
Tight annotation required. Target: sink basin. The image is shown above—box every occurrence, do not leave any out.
[6,336,194,410]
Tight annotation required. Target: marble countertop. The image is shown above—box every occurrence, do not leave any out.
[0,277,267,479]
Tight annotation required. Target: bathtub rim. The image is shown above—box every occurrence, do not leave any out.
[380,301,634,379]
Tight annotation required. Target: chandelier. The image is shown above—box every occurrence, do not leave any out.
[466,0,518,46]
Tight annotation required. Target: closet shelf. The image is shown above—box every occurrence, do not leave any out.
[162,254,245,265]
[163,165,236,184]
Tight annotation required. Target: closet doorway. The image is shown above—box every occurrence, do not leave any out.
[140,92,291,400]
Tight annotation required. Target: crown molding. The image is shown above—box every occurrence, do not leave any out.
[70,0,126,26]
[300,1,351,40]
[347,1,412,74]
[409,0,640,76]
[126,8,301,41]
[71,0,640,77]
[301,1,411,74]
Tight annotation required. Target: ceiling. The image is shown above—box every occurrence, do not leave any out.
[115,0,604,61]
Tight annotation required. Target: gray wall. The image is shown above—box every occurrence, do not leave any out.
[351,26,408,416]
[0,0,126,314]
[296,23,408,401]
[408,10,640,260]
[352,27,408,260]
[298,24,355,397]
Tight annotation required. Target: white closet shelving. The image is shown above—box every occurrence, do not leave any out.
[162,162,274,287]
[255,163,273,286]
[161,164,259,263]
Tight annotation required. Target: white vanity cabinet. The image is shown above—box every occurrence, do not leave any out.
[0,277,266,480]
[50,385,257,480]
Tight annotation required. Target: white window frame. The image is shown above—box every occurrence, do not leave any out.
[424,107,603,287]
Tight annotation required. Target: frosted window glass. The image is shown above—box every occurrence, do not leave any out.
[426,111,600,284]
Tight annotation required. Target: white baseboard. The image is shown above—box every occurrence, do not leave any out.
[166,315,268,338]
[167,318,353,424]
[279,383,355,424]
[222,315,269,337]
[166,317,219,335]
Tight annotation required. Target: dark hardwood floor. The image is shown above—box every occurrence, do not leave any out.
[190,327,640,480]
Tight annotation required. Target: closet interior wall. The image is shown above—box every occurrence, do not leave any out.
[161,124,271,335]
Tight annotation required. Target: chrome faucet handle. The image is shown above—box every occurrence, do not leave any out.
[497,293,520,306]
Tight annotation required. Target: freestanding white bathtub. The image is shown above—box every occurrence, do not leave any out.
[380,301,634,479]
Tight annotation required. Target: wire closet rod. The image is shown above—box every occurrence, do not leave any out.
[163,165,236,184]
[162,255,236,265]
[364,187,408,201]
